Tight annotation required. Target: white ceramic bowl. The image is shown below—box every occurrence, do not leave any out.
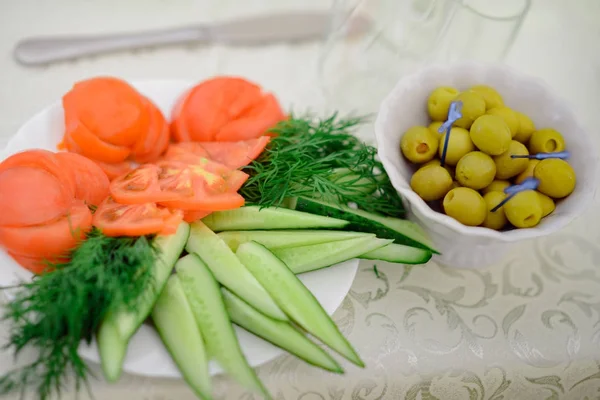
[375,62,599,269]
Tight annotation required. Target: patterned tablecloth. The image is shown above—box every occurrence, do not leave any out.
[1,1,600,399]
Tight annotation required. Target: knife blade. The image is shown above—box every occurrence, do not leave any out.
[13,10,371,66]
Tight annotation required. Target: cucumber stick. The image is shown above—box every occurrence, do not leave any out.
[293,197,439,254]
[236,242,364,368]
[202,206,349,231]
[97,222,190,382]
[151,275,211,400]
[271,236,392,274]
[186,221,287,321]
[176,254,270,399]
[217,230,372,252]
[222,288,343,374]
[360,243,432,264]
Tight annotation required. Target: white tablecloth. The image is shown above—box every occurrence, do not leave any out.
[1,1,600,399]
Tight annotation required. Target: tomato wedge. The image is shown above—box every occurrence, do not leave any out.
[0,166,72,227]
[93,197,182,237]
[132,98,170,163]
[67,121,131,163]
[215,93,286,141]
[56,152,110,207]
[62,77,150,147]
[159,188,245,211]
[0,149,76,199]
[196,136,270,169]
[171,77,285,142]
[0,201,92,258]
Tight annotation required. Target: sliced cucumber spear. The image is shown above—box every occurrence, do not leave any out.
[236,241,364,368]
[152,275,211,400]
[271,236,392,274]
[97,222,190,382]
[217,230,372,252]
[293,197,439,254]
[176,254,271,400]
[186,221,287,321]
[360,243,432,264]
[202,206,349,231]
[222,288,343,374]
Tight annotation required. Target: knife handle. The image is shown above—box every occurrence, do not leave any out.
[13,25,208,66]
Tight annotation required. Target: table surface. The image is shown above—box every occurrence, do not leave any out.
[1,1,600,399]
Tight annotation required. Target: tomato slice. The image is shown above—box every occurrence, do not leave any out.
[159,188,245,211]
[67,121,131,163]
[93,197,180,237]
[93,160,134,181]
[8,252,65,275]
[159,209,185,235]
[110,162,196,205]
[161,142,210,164]
[196,136,270,169]
[62,77,150,147]
[182,210,212,223]
[0,149,76,199]
[56,152,110,207]
[132,98,170,163]
[0,200,92,258]
[0,166,73,227]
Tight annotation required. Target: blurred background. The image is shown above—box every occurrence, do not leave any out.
[0,0,598,145]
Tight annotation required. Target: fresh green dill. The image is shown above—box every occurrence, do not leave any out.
[240,113,405,217]
[0,229,158,400]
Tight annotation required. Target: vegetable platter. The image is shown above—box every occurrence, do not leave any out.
[0,76,437,400]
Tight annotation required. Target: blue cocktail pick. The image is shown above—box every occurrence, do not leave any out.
[511,150,570,160]
[437,101,463,167]
[490,177,540,213]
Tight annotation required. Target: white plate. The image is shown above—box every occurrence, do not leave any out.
[0,80,359,378]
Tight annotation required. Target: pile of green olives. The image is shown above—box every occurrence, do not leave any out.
[400,84,577,231]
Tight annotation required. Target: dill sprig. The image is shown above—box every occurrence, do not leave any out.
[240,113,405,217]
[0,229,158,400]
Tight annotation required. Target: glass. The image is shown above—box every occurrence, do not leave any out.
[318,0,531,137]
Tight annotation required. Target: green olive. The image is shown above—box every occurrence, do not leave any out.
[429,121,443,135]
[482,179,511,195]
[428,87,460,121]
[423,158,455,177]
[482,191,508,230]
[487,107,520,138]
[536,191,556,217]
[528,128,566,154]
[533,158,576,198]
[400,126,439,163]
[514,112,536,143]
[437,127,475,166]
[493,140,529,179]
[515,159,540,184]
[452,91,486,129]
[503,190,543,228]
[443,187,487,226]
[469,115,512,155]
[469,85,504,110]
[410,165,453,201]
[455,151,496,190]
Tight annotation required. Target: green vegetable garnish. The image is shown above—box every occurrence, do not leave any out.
[0,229,158,400]
[240,113,405,218]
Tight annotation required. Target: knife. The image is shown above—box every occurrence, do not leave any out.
[13,10,371,66]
